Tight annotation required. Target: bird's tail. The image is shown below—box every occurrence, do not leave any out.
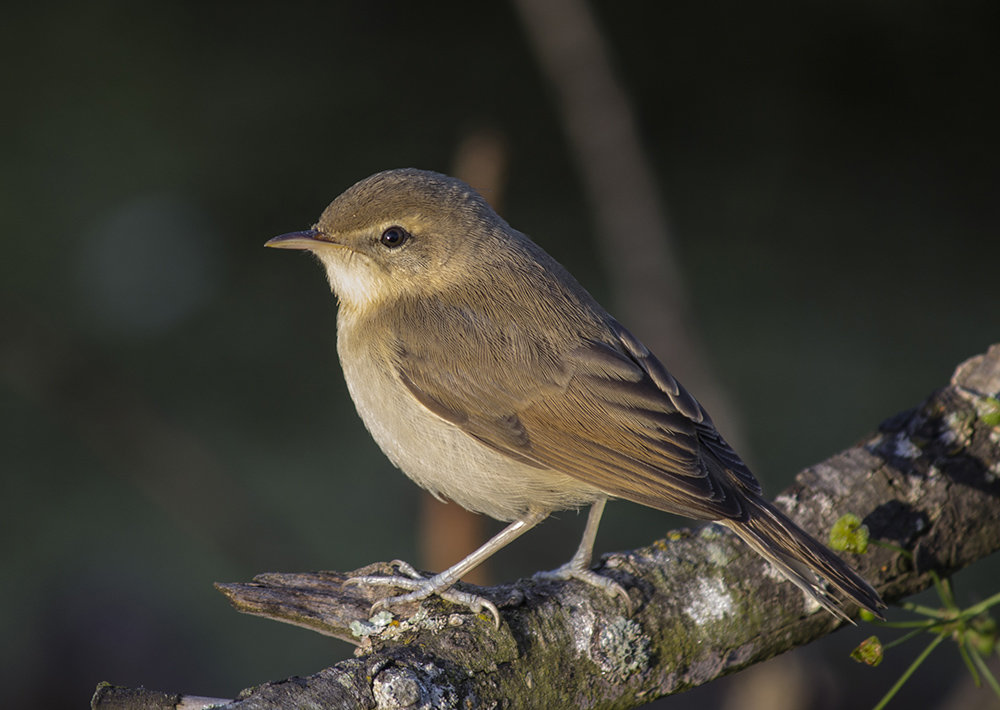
[721,497,885,622]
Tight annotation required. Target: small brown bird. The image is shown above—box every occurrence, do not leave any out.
[266,168,883,625]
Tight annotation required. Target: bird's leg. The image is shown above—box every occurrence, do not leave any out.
[534,498,633,612]
[344,510,548,627]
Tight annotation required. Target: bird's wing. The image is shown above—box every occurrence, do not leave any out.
[395,303,759,521]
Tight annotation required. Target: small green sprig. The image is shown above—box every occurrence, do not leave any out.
[829,514,1000,710]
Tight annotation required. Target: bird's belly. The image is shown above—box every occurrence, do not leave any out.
[337,338,601,521]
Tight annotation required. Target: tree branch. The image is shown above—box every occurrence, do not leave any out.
[93,345,1000,709]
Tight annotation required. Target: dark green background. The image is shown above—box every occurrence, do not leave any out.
[2,2,998,708]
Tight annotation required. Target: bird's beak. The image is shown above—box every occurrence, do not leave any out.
[265,229,331,250]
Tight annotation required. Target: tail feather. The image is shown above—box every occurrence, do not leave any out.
[721,497,885,622]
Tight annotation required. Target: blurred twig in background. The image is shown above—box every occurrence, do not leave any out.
[418,127,511,585]
[512,0,745,448]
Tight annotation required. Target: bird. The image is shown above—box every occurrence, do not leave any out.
[265,168,884,626]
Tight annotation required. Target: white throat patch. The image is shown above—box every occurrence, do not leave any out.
[315,248,384,310]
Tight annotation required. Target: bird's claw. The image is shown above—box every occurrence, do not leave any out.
[534,564,634,615]
[343,561,502,628]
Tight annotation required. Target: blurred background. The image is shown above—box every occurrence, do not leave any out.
[2,1,998,708]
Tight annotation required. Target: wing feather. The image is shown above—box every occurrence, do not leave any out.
[394,298,757,521]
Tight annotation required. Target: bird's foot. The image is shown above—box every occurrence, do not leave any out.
[344,559,502,628]
[534,562,633,614]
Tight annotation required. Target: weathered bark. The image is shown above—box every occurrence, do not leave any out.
[93,345,1000,709]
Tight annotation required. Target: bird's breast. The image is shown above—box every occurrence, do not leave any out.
[335,314,602,521]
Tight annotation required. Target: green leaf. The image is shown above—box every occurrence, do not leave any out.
[969,613,998,657]
[830,513,870,554]
[851,635,884,667]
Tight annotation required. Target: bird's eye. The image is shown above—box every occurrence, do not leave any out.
[380,226,409,248]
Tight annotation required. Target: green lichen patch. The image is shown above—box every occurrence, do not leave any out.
[976,396,1000,427]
